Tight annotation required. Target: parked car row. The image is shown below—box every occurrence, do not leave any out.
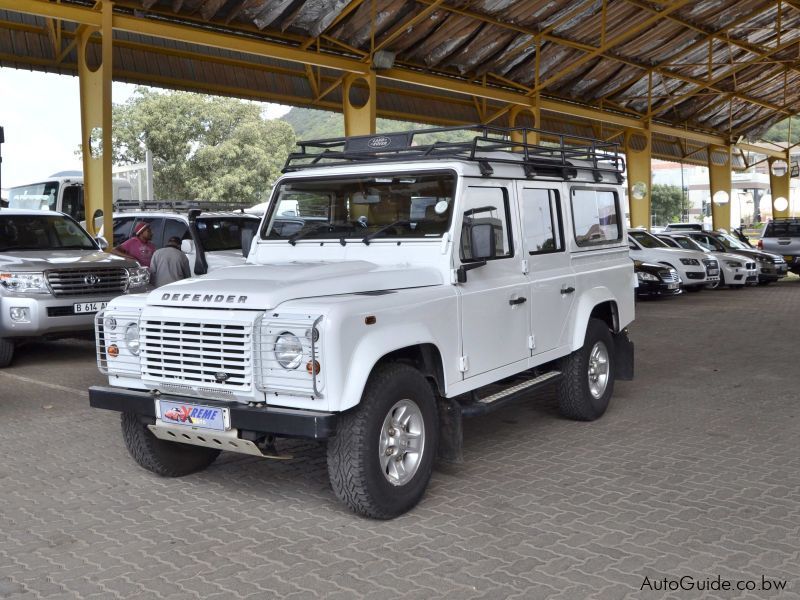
[629,227,789,299]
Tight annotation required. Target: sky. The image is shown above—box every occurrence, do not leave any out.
[0,66,290,192]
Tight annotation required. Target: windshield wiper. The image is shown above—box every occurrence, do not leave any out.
[288,224,332,246]
[361,220,410,245]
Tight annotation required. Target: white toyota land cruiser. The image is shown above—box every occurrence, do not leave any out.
[89,127,635,519]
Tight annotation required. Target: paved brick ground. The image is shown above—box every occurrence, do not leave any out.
[1,280,799,599]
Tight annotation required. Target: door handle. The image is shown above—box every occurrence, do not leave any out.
[509,296,527,306]
[561,286,576,294]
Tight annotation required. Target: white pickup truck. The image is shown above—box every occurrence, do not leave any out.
[89,127,635,518]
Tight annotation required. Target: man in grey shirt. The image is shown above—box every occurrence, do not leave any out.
[150,236,191,288]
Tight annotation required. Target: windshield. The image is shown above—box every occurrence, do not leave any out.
[196,218,260,251]
[261,172,456,242]
[8,181,60,211]
[675,236,708,252]
[716,233,749,250]
[0,214,97,251]
[629,230,668,249]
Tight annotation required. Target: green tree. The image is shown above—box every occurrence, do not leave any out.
[763,116,800,145]
[650,184,684,226]
[100,88,295,202]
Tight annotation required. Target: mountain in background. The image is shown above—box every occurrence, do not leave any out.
[280,107,475,144]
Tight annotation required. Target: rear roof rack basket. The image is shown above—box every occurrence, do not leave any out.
[283,124,625,182]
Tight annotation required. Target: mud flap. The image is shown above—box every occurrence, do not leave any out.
[614,328,634,381]
[437,397,463,464]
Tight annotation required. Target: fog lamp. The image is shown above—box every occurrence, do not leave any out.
[9,307,30,322]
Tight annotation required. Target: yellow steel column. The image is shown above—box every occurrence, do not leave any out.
[624,127,652,229]
[708,144,732,231]
[509,104,540,146]
[768,152,791,219]
[78,0,113,238]
[343,72,376,137]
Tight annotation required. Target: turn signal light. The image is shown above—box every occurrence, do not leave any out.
[306,360,321,375]
[107,344,119,357]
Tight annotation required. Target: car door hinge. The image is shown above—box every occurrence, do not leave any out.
[458,356,469,372]
[528,335,535,350]
[521,259,529,274]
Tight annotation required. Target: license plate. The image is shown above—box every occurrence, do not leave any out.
[157,399,230,431]
[708,269,719,275]
[666,283,678,289]
[73,301,108,314]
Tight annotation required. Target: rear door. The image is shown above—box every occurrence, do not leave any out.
[517,183,575,355]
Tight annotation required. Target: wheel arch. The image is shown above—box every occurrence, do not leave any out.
[570,290,619,351]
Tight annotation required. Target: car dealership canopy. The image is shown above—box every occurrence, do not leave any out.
[1,0,799,228]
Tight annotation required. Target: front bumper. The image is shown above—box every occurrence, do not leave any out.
[89,386,337,439]
[0,294,126,338]
[635,281,682,297]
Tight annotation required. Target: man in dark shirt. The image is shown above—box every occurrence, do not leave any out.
[149,236,191,288]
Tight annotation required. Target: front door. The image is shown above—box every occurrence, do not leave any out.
[457,183,530,378]
[517,184,576,355]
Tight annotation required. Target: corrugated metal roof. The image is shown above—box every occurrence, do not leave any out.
[1,1,798,165]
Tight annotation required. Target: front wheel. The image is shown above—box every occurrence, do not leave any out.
[121,413,220,477]
[327,363,438,519]
[557,319,615,421]
[0,338,14,368]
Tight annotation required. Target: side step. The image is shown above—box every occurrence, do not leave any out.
[460,370,562,418]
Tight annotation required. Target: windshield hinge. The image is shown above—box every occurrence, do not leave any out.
[458,356,469,373]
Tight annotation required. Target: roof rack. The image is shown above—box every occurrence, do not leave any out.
[283,124,625,182]
[113,199,254,213]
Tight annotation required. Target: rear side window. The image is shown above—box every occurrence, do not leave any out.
[570,188,621,246]
[764,220,800,237]
[163,218,190,246]
[521,188,563,255]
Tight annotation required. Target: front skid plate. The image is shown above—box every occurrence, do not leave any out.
[148,422,292,459]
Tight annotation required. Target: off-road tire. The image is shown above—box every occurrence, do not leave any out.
[557,318,615,421]
[0,338,14,368]
[121,412,220,477]
[327,363,438,519]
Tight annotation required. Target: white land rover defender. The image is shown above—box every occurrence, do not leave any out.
[89,127,635,519]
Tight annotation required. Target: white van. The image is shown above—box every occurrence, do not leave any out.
[7,174,133,223]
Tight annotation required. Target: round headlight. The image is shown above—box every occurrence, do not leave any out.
[275,332,303,369]
[125,323,141,356]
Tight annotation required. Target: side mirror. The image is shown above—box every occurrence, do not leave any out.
[468,222,497,261]
[95,236,108,250]
[457,222,497,283]
[181,239,195,254]
[241,228,255,258]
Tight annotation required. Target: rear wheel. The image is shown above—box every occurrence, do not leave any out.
[0,338,14,368]
[327,363,438,519]
[121,413,220,477]
[557,319,615,421]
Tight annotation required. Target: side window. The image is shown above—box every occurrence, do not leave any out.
[460,186,513,261]
[570,188,621,246]
[521,188,562,255]
[133,217,165,248]
[61,186,85,223]
[163,218,190,246]
[112,217,135,246]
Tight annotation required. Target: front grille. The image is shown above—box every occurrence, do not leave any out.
[46,268,128,297]
[47,306,74,317]
[746,262,756,270]
[658,269,679,283]
[140,320,253,389]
